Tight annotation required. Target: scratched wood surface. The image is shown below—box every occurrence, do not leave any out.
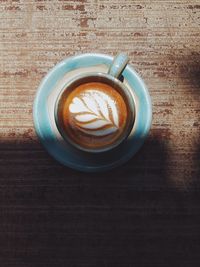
[0,1,200,266]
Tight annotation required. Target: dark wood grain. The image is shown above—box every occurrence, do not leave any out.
[0,0,200,266]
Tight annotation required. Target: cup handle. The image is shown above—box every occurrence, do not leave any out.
[108,53,129,79]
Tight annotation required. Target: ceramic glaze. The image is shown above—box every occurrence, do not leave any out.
[33,53,152,172]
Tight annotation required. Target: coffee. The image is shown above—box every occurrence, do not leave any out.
[57,81,131,151]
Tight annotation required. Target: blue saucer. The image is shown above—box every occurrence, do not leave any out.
[33,53,152,172]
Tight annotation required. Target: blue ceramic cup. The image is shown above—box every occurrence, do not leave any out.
[54,53,136,153]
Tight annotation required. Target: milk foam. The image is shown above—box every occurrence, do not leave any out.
[69,89,119,137]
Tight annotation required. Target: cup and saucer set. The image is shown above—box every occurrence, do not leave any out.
[33,53,152,172]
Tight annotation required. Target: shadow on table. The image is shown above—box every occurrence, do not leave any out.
[171,53,200,105]
[0,137,200,267]
[178,53,200,89]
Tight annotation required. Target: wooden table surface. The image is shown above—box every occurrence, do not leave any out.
[1,1,200,266]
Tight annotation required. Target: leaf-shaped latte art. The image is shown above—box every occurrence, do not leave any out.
[69,90,119,137]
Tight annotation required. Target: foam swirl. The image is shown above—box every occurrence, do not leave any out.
[69,90,119,136]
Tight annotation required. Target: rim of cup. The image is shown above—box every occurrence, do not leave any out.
[54,72,136,153]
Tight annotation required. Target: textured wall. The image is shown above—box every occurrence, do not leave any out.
[0,1,200,266]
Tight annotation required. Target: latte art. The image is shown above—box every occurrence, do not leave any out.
[57,81,130,151]
[69,90,119,137]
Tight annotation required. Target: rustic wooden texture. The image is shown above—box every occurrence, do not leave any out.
[0,0,200,266]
